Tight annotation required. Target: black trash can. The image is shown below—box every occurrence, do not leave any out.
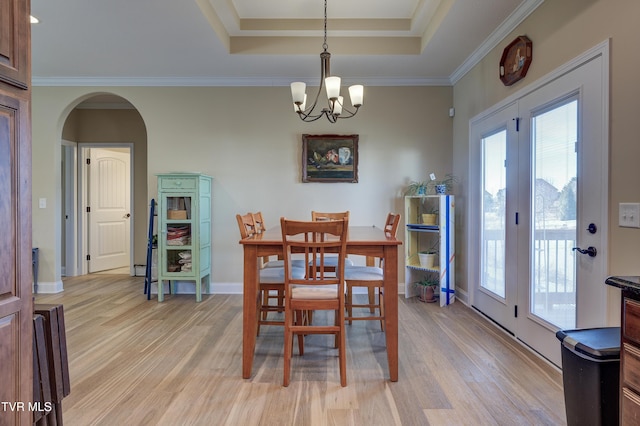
[556,327,620,426]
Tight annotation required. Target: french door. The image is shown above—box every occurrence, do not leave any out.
[469,45,609,366]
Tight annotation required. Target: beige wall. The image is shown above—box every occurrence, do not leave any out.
[32,86,453,290]
[452,0,639,319]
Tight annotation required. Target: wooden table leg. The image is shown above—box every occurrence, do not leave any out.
[242,245,259,379]
[383,245,399,382]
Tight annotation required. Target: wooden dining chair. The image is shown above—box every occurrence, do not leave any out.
[310,211,354,272]
[236,213,304,335]
[252,211,306,269]
[344,213,401,330]
[236,212,257,239]
[280,217,349,387]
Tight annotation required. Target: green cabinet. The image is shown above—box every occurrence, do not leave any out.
[157,173,212,302]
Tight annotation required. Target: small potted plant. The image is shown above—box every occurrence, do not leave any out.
[405,173,458,196]
[415,277,439,303]
[404,180,429,196]
[427,173,458,195]
[418,250,437,268]
[417,239,439,268]
[421,207,439,225]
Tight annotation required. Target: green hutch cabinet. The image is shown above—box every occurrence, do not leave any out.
[156,173,212,302]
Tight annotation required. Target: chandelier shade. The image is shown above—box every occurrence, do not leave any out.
[290,0,363,123]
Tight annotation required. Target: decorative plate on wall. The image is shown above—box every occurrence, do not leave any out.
[499,35,532,86]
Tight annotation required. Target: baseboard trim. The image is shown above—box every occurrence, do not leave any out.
[35,280,64,294]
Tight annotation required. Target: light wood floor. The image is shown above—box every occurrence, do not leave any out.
[35,275,566,425]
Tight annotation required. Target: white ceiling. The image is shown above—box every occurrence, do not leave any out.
[30,0,542,88]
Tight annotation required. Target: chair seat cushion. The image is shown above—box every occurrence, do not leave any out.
[291,284,338,299]
[260,267,305,284]
[344,266,384,281]
[264,259,306,269]
[308,257,354,267]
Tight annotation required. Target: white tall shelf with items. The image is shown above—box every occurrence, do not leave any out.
[404,195,455,306]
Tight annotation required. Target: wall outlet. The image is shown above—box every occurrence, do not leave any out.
[619,203,640,228]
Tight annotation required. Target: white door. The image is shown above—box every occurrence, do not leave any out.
[470,102,520,333]
[470,45,608,366]
[88,148,131,272]
[516,55,608,365]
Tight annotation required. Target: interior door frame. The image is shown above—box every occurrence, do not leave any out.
[78,142,135,275]
[61,139,78,276]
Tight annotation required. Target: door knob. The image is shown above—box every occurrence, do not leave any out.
[572,246,597,257]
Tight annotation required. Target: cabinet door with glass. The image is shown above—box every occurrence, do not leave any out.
[157,173,212,302]
[404,195,455,306]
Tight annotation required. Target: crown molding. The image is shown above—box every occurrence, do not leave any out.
[31,76,451,87]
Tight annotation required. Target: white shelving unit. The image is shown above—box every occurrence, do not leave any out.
[404,195,455,306]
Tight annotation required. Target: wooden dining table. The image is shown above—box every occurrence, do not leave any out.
[239,225,402,382]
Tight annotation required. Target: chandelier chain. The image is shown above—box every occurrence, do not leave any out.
[323,0,328,52]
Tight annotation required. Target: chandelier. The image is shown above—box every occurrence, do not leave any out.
[290,0,363,123]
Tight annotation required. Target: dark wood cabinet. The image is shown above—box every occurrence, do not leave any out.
[606,276,640,424]
[0,0,32,424]
[622,294,640,424]
[0,0,30,89]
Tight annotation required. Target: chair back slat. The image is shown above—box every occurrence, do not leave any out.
[252,211,267,233]
[311,211,350,222]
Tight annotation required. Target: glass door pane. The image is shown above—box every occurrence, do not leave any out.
[481,130,507,298]
[530,99,578,330]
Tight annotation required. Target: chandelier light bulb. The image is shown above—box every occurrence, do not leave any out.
[291,82,307,105]
[348,85,364,108]
[333,96,344,115]
[325,76,341,101]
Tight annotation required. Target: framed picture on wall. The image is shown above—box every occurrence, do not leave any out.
[499,35,533,86]
[301,134,359,183]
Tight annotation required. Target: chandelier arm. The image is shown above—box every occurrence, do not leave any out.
[338,105,360,117]
[306,82,325,114]
[336,109,359,119]
[298,111,327,123]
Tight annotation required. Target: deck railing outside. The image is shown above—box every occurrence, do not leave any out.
[483,227,576,328]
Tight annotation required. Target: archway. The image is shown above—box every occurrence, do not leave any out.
[60,93,148,277]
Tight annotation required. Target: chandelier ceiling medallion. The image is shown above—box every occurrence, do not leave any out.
[290,0,363,123]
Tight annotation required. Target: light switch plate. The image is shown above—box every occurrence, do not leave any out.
[619,203,640,228]
[38,198,46,209]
